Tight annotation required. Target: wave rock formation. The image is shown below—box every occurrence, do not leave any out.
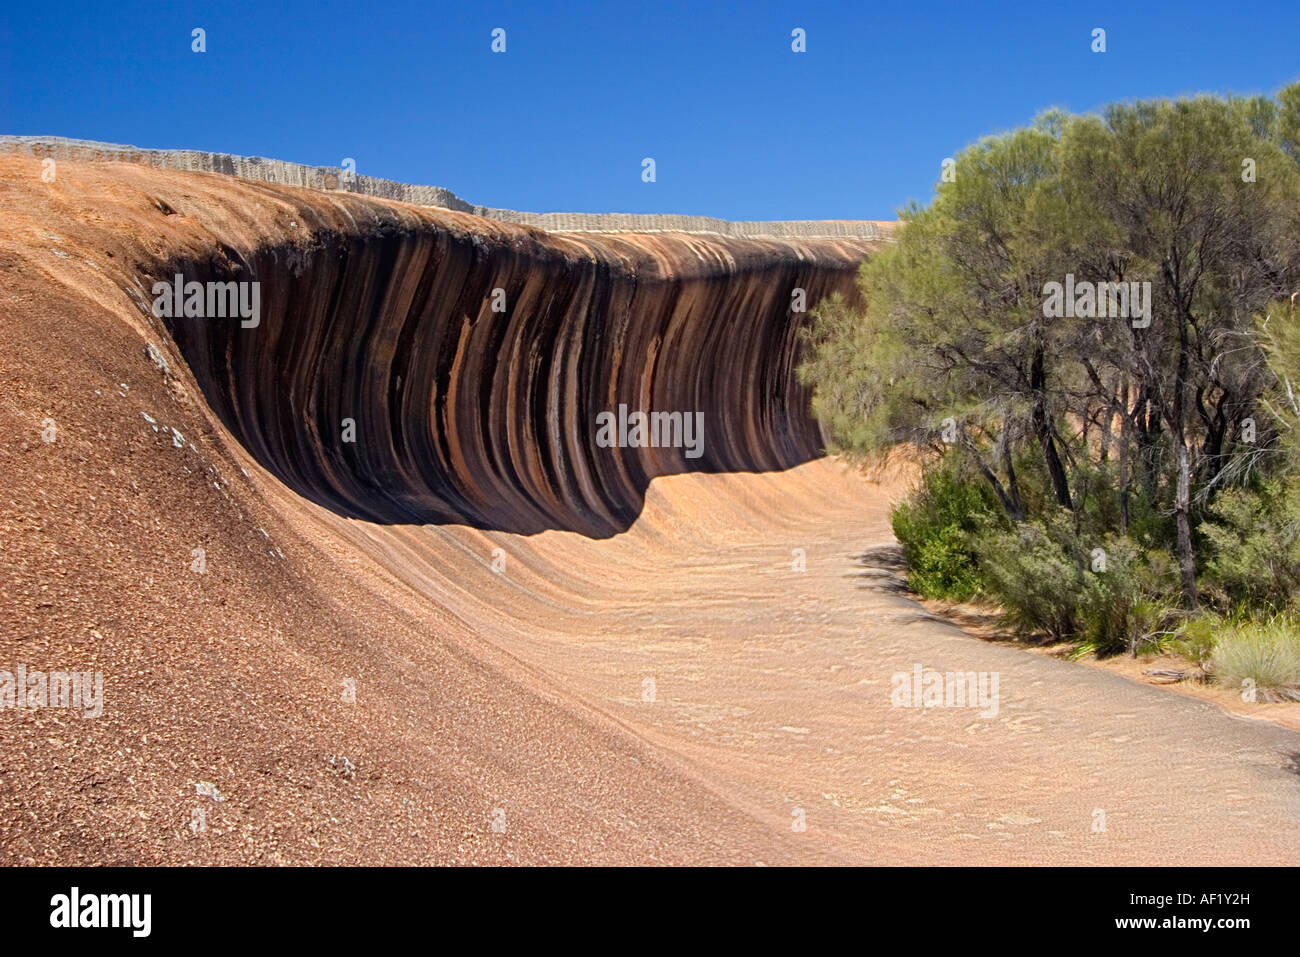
[2,138,887,535]
[7,146,1300,867]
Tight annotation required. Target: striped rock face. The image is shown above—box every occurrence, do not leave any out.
[3,142,883,536]
[160,222,877,535]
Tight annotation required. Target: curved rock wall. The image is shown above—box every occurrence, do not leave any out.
[0,145,881,535]
[162,219,873,535]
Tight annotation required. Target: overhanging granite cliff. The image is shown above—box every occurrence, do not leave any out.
[2,139,889,535]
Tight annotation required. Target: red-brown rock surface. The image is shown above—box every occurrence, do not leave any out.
[2,150,1299,866]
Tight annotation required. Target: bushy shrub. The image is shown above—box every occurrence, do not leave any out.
[972,513,1083,640]
[1201,479,1300,613]
[1077,536,1140,655]
[1169,613,1223,668]
[890,459,1000,600]
[967,514,1178,650]
[888,455,1298,659]
[907,525,982,599]
[1076,536,1184,656]
[1209,616,1300,701]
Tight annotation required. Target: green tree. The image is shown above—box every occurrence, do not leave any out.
[800,86,1300,614]
[1059,97,1300,605]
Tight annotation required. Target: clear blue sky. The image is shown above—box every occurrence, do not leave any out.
[3,1,1298,220]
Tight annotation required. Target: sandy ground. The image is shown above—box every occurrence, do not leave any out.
[1,153,1298,864]
[306,459,1300,864]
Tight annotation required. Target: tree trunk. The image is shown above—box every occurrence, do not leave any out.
[1001,438,1024,522]
[1031,347,1073,510]
[1174,439,1198,608]
[1118,377,1132,532]
[966,438,1023,523]
[1168,286,1198,610]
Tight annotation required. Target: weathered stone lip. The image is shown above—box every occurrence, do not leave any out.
[0,134,895,241]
